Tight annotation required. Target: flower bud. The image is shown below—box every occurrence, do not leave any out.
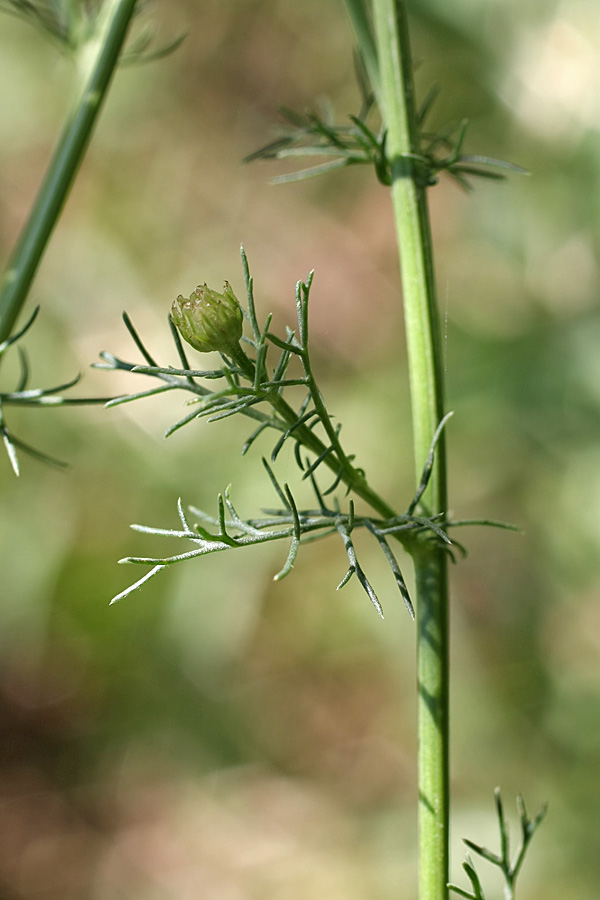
[170,282,243,354]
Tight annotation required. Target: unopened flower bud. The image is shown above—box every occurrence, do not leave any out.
[170,282,243,354]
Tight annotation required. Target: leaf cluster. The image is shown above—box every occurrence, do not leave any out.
[449,789,547,900]
[246,75,526,191]
[0,307,112,474]
[0,0,184,62]
[99,250,454,612]
[244,96,390,186]
[1,0,109,49]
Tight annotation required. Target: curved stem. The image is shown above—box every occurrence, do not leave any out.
[371,2,449,898]
[0,0,138,344]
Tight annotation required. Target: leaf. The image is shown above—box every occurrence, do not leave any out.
[336,517,384,617]
[273,485,301,580]
[0,306,39,355]
[110,564,166,604]
[364,520,414,617]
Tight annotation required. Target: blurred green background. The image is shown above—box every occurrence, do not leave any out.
[1,1,599,897]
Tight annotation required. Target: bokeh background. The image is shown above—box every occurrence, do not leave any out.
[1,1,599,897]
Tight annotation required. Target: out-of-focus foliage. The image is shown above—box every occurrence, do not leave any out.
[0,1,599,897]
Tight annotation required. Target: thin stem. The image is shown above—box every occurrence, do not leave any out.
[371,2,449,899]
[0,0,139,344]
[295,284,359,484]
[228,341,398,521]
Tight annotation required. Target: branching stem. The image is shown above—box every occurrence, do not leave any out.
[227,339,397,521]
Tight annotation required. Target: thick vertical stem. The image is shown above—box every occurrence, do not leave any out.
[371,2,449,898]
[414,545,449,900]
[0,0,139,344]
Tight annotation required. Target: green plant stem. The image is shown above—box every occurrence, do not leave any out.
[227,342,399,521]
[0,0,139,345]
[371,2,449,898]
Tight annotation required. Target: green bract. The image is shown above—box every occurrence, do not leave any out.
[170,282,243,354]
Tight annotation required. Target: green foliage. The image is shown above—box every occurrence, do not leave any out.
[101,249,455,612]
[0,0,184,60]
[0,307,111,474]
[246,83,526,191]
[449,790,547,900]
[0,0,104,49]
